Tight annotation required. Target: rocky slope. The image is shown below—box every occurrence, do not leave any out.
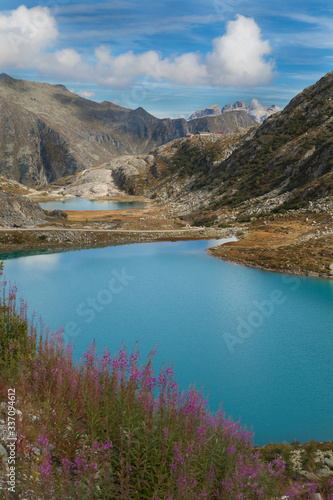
[136,72,333,216]
[45,131,252,203]
[188,105,222,120]
[0,190,47,227]
[0,174,39,197]
[0,74,256,187]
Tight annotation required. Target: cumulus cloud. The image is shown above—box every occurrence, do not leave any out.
[78,90,96,99]
[0,7,274,89]
[206,15,274,86]
[0,5,58,68]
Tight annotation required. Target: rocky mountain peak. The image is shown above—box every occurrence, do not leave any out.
[284,71,333,114]
[0,73,16,85]
[190,100,281,124]
[222,99,281,123]
[189,105,221,120]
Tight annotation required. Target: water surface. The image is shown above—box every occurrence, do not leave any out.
[2,239,333,445]
[40,198,145,211]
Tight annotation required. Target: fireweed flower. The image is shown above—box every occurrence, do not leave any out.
[125,465,132,475]
[162,428,169,439]
[62,458,73,473]
[38,435,49,448]
[41,454,52,480]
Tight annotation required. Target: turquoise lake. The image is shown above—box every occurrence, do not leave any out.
[39,198,145,211]
[2,239,333,445]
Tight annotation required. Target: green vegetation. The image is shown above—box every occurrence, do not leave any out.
[160,142,223,190]
[192,214,218,227]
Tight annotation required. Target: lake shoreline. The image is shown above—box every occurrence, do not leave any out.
[208,212,333,280]
[0,226,228,255]
[0,203,332,279]
[1,221,332,280]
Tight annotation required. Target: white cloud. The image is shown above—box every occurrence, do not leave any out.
[206,15,274,86]
[78,90,96,99]
[273,13,333,50]
[0,5,58,68]
[92,15,274,88]
[56,48,82,67]
[0,7,274,89]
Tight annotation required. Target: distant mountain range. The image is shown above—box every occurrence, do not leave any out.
[189,100,281,124]
[0,74,256,187]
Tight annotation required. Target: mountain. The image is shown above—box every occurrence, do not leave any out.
[211,73,333,212]
[189,99,281,124]
[221,99,281,124]
[65,72,333,216]
[0,74,256,187]
[45,130,250,205]
[188,105,221,120]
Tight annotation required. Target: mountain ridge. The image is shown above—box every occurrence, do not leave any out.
[189,99,281,124]
[0,74,256,187]
[59,72,333,217]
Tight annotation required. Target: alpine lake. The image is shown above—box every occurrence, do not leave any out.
[2,199,333,445]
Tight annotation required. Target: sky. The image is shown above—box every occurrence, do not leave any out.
[0,0,333,118]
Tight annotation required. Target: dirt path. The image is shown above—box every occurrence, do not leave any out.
[0,227,204,233]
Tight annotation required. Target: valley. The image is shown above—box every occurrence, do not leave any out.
[1,2,333,497]
[0,72,332,279]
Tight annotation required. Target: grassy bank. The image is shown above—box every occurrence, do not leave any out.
[0,264,332,499]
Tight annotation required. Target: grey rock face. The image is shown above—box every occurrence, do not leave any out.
[189,105,222,120]
[189,100,281,124]
[222,99,281,123]
[0,191,47,227]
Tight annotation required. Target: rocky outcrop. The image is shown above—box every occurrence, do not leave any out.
[0,190,47,227]
[50,168,123,199]
[188,105,221,120]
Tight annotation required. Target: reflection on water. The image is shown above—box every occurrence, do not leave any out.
[40,198,146,211]
[16,254,61,270]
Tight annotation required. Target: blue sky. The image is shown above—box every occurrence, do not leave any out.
[0,0,333,117]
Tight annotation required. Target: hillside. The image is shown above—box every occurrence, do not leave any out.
[44,71,333,219]
[210,72,333,213]
[123,72,333,216]
[0,74,256,187]
[44,131,252,203]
